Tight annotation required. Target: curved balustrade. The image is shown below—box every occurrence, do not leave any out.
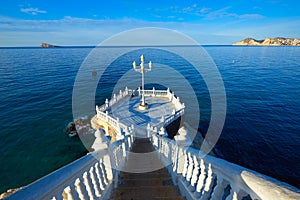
[150,133,300,200]
[95,108,133,138]
[97,87,133,112]
[6,135,134,200]
[96,87,184,140]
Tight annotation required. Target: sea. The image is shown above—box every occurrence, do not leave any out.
[0,46,299,193]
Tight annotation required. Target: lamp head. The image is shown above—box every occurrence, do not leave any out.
[133,61,136,69]
[140,55,144,63]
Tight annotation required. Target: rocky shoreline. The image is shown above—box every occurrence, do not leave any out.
[233,37,300,46]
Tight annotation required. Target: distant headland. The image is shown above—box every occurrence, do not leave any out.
[233,37,300,46]
[40,43,60,48]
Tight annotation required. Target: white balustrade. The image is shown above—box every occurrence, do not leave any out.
[6,151,113,200]
[7,134,133,200]
[150,133,300,200]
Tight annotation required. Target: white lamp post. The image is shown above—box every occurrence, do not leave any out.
[133,55,152,110]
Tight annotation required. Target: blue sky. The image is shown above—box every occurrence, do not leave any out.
[0,0,299,46]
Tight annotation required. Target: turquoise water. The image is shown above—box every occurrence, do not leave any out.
[0,46,299,193]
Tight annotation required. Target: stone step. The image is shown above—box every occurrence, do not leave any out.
[111,196,186,200]
[119,172,171,179]
[112,186,181,199]
[118,178,173,187]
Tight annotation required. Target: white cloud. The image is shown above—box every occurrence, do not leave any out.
[20,7,47,15]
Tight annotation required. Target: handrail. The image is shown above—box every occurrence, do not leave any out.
[5,150,112,200]
[151,133,300,200]
[95,109,133,138]
[6,135,134,200]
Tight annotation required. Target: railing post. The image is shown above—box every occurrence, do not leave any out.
[173,143,179,173]
[74,178,89,200]
[186,152,194,184]
[83,171,96,199]
[200,163,214,199]
[190,155,200,191]
[195,159,206,197]
[181,149,189,182]
[89,166,101,198]
[63,185,77,200]
[94,162,105,192]
[152,87,155,96]
[105,98,109,110]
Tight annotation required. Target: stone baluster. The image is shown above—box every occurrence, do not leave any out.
[127,136,132,149]
[195,159,206,197]
[125,86,128,95]
[122,141,126,157]
[172,144,179,172]
[75,177,89,200]
[89,167,101,198]
[99,160,109,186]
[83,171,96,200]
[176,146,185,174]
[211,176,225,200]
[152,87,155,96]
[164,141,170,158]
[63,186,76,200]
[181,150,189,181]
[190,155,200,191]
[186,152,194,184]
[200,163,214,200]
[94,162,105,191]
[167,88,171,98]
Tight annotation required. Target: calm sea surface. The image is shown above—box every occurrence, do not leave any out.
[0,46,299,193]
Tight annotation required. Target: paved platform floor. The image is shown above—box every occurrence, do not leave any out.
[110,96,176,137]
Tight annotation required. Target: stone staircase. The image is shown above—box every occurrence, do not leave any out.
[111,138,185,200]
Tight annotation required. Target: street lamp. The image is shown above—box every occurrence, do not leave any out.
[133,55,152,110]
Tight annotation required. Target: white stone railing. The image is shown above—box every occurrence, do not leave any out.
[148,108,185,136]
[6,135,134,200]
[5,151,113,200]
[97,87,133,112]
[96,87,184,139]
[95,107,134,140]
[150,133,300,200]
[109,135,134,170]
[139,87,185,110]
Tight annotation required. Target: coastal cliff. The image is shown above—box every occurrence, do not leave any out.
[233,37,300,46]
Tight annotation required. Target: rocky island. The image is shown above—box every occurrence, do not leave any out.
[233,37,300,46]
[40,43,60,48]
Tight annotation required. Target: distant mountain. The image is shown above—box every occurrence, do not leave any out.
[233,37,300,46]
